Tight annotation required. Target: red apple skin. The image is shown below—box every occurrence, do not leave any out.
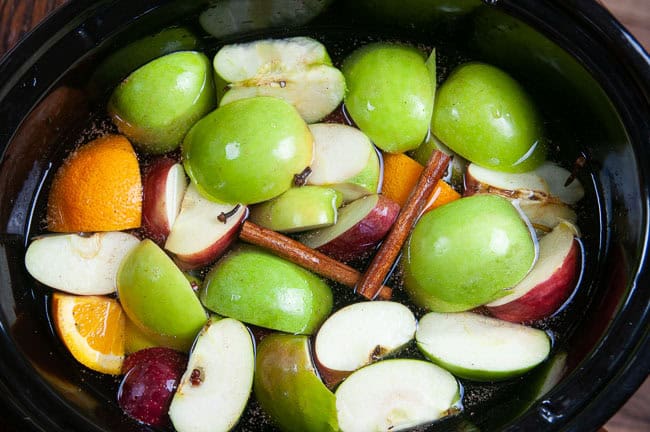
[488,240,580,323]
[172,210,246,270]
[317,195,400,262]
[142,157,183,245]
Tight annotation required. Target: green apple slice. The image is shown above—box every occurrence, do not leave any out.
[214,37,345,123]
[117,239,208,350]
[249,186,342,233]
[416,312,551,381]
[25,232,140,295]
[335,359,459,431]
[254,334,338,432]
[201,245,333,334]
[169,317,254,432]
[307,123,380,202]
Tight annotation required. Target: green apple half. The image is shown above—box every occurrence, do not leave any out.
[170,317,254,432]
[108,51,216,154]
[335,359,459,431]
[117,239,207,350]
[307,123,381,202]
[249,186,342,233]
[201,245,333,335]
[342,43,434,153]
[403,194,536,312]
[182,96,313,204]
[214,37,345,123]
[415,312,551,381]
[432,62,546,173]
[254,334,338,432]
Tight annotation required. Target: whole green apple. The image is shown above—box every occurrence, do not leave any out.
[431,62,545,173]
[254,334,338,432]
[182,97,313,204]
[403,194,536,312]
[117,239,207,350]
[342,43,433,153]
[201,245,332,334]
[108,51,216,154]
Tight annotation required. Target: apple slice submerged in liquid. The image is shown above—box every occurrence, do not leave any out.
[307,123,380,202]
[170,317,254,432]
[416,312,551,381]
[142,157,188,244]
[335,359,459,432]
[487,220,581,323]
[164,183,246,270]
[298,194,400,262]
[314,301,416,387]
[254,334,339,432]
[25,232,140,295]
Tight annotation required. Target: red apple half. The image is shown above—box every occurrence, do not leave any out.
[487,220,581,323]
[314,301,416,387]
[164,183,246,270]
[297,194,399,262]
[142,157,188,244]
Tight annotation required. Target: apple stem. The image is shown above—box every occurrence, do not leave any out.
[293,166,312,186]
[564,153,586,187]
[239,221,392,300]
[356,150,451,300]
[217,204,242,223]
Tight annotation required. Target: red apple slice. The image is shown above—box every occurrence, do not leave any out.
[335,359,459,431]
[142,158,188,244]
[165,183,246,270]
[464,163,550,200]
[314,301,416,387]
[487,220,581,323]
[297,194,399,262]
[535,162,584,205]
[25,232,140,295]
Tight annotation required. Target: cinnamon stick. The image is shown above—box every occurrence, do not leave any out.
[357,150,451,299]
[239,221,392,300]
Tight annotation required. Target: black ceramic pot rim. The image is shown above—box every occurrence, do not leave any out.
[0,1,649,431]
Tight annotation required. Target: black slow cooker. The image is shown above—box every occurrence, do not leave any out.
[0,0,648,431]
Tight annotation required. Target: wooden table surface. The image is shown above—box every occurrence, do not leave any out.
[0,0,648,431]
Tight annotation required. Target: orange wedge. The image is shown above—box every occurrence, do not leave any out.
[47,134,142,232]
[381,152,460,213]
[52,293,125,375]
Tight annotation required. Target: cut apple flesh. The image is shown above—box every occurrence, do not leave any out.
[335,359,459,432]
[307,123,380,201]
[298,194,399,262]
[315,301,416,373]
[465,163,549,200]
[142,159,187,243]
[169,317,254,432]
[535,161,585,204]
[25,232,140,295]
[416,312,551,381]
[487,220,580,322]
[164,183,246,269]
[214,37,345,122]
[517,199,577,233]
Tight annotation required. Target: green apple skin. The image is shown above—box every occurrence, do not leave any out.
[403,194,536,312]
[249,186,342,233]
[117,239,208,350]
[254,334,339,432]
[201,245,333,334]
[90,27,199,93]
[342,43,433,153]
[182,97,313,204]
[431,62,546,173]
[108,51,216,154]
